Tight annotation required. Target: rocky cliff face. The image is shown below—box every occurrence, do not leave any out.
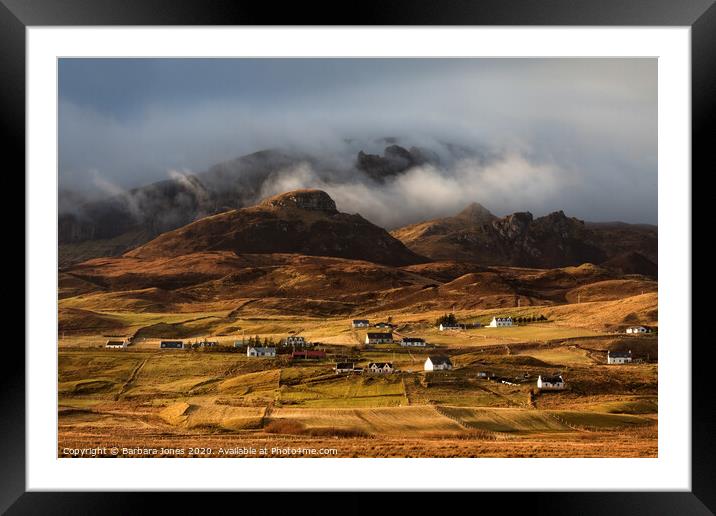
[262,189,338,213]
[392,204,656,272]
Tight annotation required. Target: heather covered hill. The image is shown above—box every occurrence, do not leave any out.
[125,190,427,267]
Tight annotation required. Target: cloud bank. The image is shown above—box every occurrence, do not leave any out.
[59,58,657,225]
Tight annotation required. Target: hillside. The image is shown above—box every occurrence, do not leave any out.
[125,190,427,267]
[392,204,657,272]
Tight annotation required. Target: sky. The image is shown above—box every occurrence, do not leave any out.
[58,58,657,225]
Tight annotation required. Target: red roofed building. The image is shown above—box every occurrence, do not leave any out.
[291,350,327,360]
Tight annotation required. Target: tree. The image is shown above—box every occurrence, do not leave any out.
[435,313,458,327]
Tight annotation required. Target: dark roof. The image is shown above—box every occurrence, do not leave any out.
[428,355,453,365]
[366,332,392,339]
[161,340,183,344]
[106,340,124,345]
[402,337,425,342]
[353,319,369,323]
[608,350,632,358]
[368,362,393,368]
[540,375,564,383]
[335,362,354,369]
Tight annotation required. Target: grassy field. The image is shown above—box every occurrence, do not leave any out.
[59,331,658,457]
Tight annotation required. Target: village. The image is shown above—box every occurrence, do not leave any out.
[99,315,654,396]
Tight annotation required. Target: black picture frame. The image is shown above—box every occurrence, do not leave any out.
[5,0,711,513]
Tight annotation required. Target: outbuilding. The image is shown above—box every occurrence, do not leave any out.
[335,362,356,373]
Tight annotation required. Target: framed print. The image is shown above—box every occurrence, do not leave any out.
[5,0,712,512]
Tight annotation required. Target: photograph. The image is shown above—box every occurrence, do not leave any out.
[56,57,658,459]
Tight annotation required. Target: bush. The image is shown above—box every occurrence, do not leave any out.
[263,419,306,435]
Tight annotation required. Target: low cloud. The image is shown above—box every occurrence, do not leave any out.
[59,58,657,224]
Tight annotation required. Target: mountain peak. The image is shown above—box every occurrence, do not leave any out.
[260,189,338,213]
[455,202,495,224]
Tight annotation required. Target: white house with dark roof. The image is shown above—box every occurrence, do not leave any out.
[400,337,426,347]
[247,346,276,357]
[366,362,394,374]
[607,350,633,364]
[365,332,393,345]
[424,355,453,371]
[352,319,370,328]
[488,317,513,328]
[105,339,127,349]
[537,375,565,390]
[439,323,460,331]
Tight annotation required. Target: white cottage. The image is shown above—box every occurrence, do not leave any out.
[626,326,649,334]
[424,355,453,371]
[537,375,565,390]
[439,323,460,331]
[365,332,393,345]
[488,317,513,328]
[607,350,633,364]
[247,346,276,357]
[105,339,128,349]
[352,319,370,328]
[400,337,427,347]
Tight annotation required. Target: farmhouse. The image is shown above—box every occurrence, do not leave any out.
[477,371,491,378]
[160,340,183,349]
[247,346,276,357]
[366,362,395,374]
[292,350,326,360]
[607,350,633,364]
[537,375,565,390]
[352,319,370,328]
[284,336,307,347]
[105,339,127,349]
[626,326,650,334]
[424,355,453,371]
[439,323,460,331]
[488,317,513,328]
[400,337,426,347]
[335,362,356,373]
[365,332,393,345]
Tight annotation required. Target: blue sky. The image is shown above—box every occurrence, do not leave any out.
[58,58,657,224]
